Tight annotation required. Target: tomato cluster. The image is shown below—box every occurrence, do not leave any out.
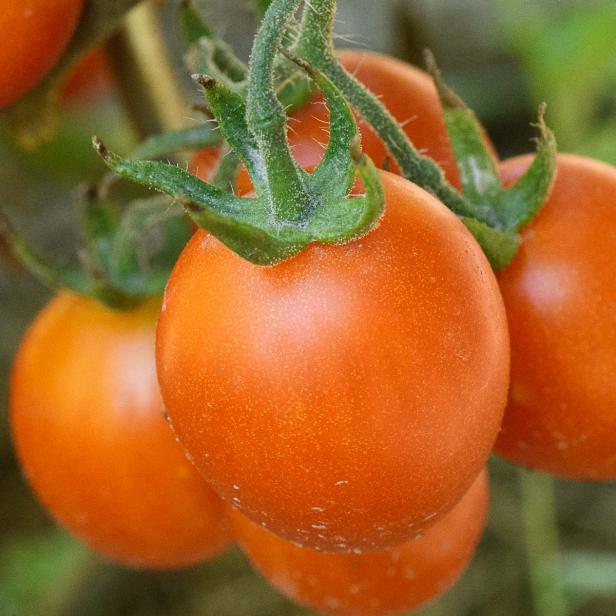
[6,4,615,614]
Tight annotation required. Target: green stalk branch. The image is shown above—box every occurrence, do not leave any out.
[293,0,473,218]
[95,0,384,266]
[520,470,569,616]
[246,0,307,223]
[108,0,188,138]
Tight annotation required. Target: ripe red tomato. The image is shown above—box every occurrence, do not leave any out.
[495,154,616,480]
[231,469,489,616]
[0,1,83,109]
[11,294,232,568]
[190,49,461,191]
[157,171,509,552]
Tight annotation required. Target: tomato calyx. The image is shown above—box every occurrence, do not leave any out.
[425,52,558,270]
[0,187,191,310]
[292,1,469,210]
[284,0,557,270]
[95,0,385,266]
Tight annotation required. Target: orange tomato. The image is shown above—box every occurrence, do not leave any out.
[231,470,489,616]
[0,0,83,109]
[190,49,461,192]
[11,294,232,568]
[495,154,616,480]
[157,171,509,552]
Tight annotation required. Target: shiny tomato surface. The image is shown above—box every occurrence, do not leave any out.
[232,470,489,616]
[157,171,509,552]
[11,294,232,568]
[0,0,83,109]
[495,154,616,480]
[190,49,461,191]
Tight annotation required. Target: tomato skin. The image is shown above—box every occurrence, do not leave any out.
[10,294,232,568]
[0,1,83,109]
[495,154,616,480]
[231,470,489,616]
[157,171,509,552]
[190,49,461,191]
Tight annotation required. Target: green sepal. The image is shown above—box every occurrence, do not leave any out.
[2,188,193,311]
[94,143,304,264]
[246,0,308,224]
[310,153,385,244]
[427,52,558,235]
[94,135,384,266]
[79,189,121,274]
[94,0,384,267]
[0,209,140,310]
[130,124,222,160]
[298,56,357,199]
[462,217,520,272]
[108,196,192,295]
[424,50,502,218]
[293,0,477,221]
[0,211,90,295]
[496,105,557,231]
[210,146,241,192]
[185,199,308,265]
[193,76,265,191]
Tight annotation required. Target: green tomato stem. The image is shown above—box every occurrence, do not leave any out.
[520,470,570,616]
[294,0,474,218]
[107,0,188,139]
[246,0,308,223]
[290,0,558,271]
[95,0,385,266]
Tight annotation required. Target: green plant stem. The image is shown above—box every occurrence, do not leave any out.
[294,0,474,219]
[520,470,569,616]
[107,0,188,139]
[247,0,307,223]
[95,0,384,266]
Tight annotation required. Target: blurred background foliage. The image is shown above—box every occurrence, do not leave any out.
[0,0,615,614]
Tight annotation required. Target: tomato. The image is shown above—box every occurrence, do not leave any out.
[157,171,509,552]
[495,154,616,480]
[231,469,489,616]
[190,49,461,191]
[61,48,113,105]
[0,1,83,109]
[10,294,232,568]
